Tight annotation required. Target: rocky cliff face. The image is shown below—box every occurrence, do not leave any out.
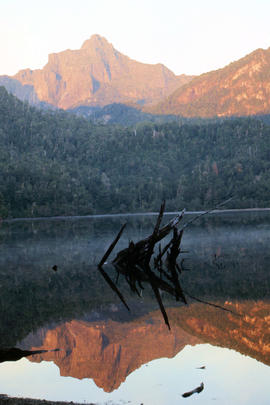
[0,76,40,105]
[4,39,270,116]
[149,47,270,117]
[23,301,270,392]
[12,35,192,109]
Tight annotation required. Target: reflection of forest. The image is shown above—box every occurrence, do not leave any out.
[21,301,270,392]
[1,212,270,349]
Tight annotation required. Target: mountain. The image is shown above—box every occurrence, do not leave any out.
[5,36,270,117]
[149,47,270,117]
[0,76,40,105]
[8,34,193,109]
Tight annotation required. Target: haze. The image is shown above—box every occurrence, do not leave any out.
[1,0,270,76]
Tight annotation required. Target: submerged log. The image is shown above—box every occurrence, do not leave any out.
[98,199,235,329]
[98,202,187,328]
[112,204,185,267]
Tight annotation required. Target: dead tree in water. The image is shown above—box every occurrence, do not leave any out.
[98,199,234,329]
[98,202,188,329]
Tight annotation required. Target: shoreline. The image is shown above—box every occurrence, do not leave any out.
[3,207,270,223]
[0,396,96,405]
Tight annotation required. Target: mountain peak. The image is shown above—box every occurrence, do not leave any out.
[11,35,193,109]
[81,34,111,50]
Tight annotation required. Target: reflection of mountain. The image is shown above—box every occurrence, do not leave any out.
[169,301,270,366]
[2,212,270,350]
[23,301,270,392]
[23,317,200,392]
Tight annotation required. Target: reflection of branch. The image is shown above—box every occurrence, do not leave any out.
[97,199,234,329]
[145,263,171,330]
[98,265,130,311]
[183,291,241,316]
[182,382,204,398]
[0,348,60,363]
[98,202,188,328]
[98,223,131,311]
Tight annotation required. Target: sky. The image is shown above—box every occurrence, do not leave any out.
[1,0,270,77]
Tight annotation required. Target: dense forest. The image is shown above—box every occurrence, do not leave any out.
[1,86,270,218]
[70,103,180,126]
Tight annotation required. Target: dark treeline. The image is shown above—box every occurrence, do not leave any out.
[69,102,180,126]
[1,86,270,218]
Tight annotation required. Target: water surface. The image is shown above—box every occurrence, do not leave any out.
[0,211,269,404]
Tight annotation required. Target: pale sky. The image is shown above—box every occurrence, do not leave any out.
[1,0,270,76]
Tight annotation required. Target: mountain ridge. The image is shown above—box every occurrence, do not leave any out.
[7,34,192,109]
[148,46,270,117]
[2,35,270,118]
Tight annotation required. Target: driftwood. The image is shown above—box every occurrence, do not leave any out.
[98,202,188,329]
[98,199,234,329]
[182,382,204,398]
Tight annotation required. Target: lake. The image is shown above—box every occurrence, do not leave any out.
[0,210,270,404]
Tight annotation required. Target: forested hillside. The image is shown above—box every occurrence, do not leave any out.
[70,103,179,126]
[1,86,270,219]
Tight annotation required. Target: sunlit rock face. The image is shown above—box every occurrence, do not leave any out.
[12,35,192,109]
[149,47,270,117]
[24,315,200,392]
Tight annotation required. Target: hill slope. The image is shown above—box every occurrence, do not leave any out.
[2,87,270,218]
[149,47,270,117]
[8,34,192,109]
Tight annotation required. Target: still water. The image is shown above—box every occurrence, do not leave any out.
[0,211,270,404]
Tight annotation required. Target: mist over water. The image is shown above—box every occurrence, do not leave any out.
[0,211,269,403]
